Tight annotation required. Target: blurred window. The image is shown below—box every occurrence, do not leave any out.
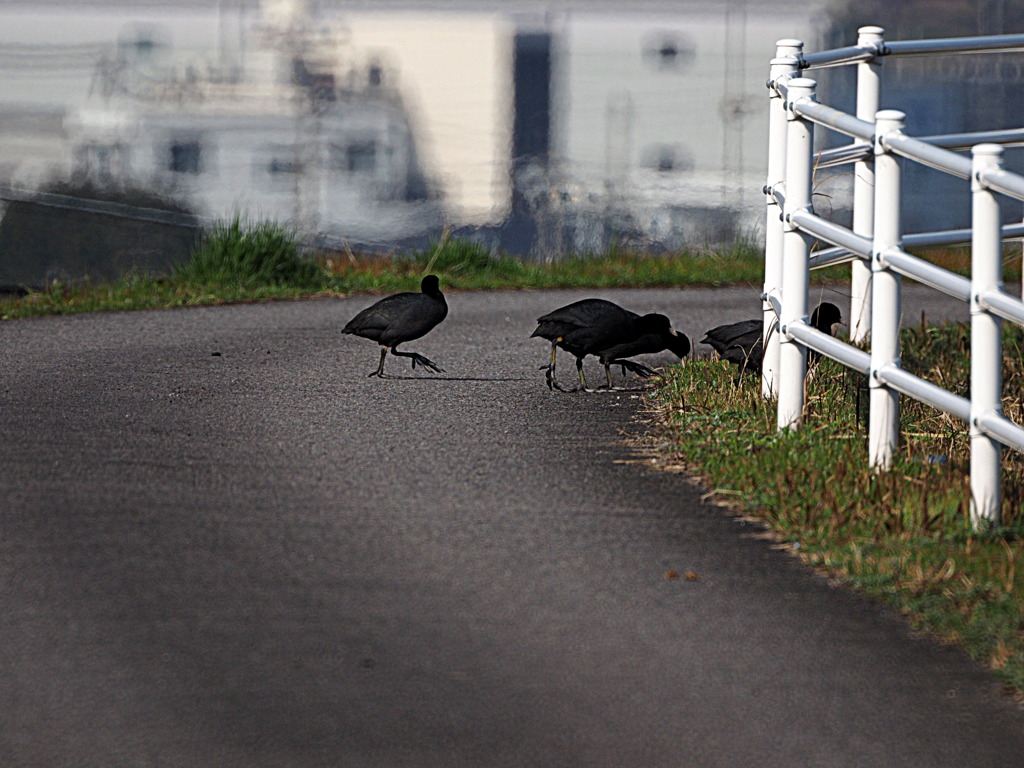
[269,158,302,174]
[168,141,201,174]
[641,144,694,173]
[331,142,377,173]
[75,143,126,180]
[642,34,696,71]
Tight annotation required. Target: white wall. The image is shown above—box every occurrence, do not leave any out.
[553,4,831,230]
[334,11,514,225]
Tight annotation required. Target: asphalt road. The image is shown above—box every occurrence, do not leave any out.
[2,284,1023,767]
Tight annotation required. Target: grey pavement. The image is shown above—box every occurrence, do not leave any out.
[2,284,1023,767]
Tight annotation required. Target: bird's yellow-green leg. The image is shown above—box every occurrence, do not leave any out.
[370,346,389,378]
[544,341,559,390]
[576,356,589,391]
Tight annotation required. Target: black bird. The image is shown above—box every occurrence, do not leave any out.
[343,274,448,378]
[532,299,635,390]
[700,301,843,377]
[531,298,691,391]
[593,313,692,389]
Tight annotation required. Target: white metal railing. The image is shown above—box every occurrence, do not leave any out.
[762,29,1024,529]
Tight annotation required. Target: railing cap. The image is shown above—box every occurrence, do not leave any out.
[787,77,817,91]
[876,109,906,123]
[770,56,801,69]
[972,143,1004,157]
[857,26,885,50]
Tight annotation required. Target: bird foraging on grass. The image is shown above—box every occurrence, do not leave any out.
[343,274,448,378]
[700,302,843,378]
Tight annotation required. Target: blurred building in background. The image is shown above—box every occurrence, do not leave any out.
[0,0,1020,270]
[812,0,1024,234]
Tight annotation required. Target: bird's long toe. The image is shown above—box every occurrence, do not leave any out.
[544,366,557,390]
[413,354,444,374]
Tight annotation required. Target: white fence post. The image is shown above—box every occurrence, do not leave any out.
[760,30,1024,524]
[851,26,884,344]
[762,40,803,399]
[970,144,1005,526]
[778,78,816,429]
[868,110,905,469]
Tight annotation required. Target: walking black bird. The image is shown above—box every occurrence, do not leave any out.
[531,298,691,391]
[700,301,843,377]
[343,274,448,378]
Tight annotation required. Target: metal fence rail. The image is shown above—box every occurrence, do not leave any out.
[762,28,1024,528]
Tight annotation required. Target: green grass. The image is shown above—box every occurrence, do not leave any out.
[648,324,1024,693]
[319,232,779,293]
[173,217,323,289]
[0,221,781,318]
[1,216,1019,320]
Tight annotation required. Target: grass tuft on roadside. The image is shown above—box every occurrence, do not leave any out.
[649,323,1024,692]
[173,217,323,289]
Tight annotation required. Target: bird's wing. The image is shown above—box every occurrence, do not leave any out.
[560,317,635,353]
[377,295,448,346]
[720,333,763,373]
[343,292,418,334]
[701,319,760,348]
[536,298,637,327]
[700,319,765,373]
[533,299,642,345]
[727,324,764,352]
